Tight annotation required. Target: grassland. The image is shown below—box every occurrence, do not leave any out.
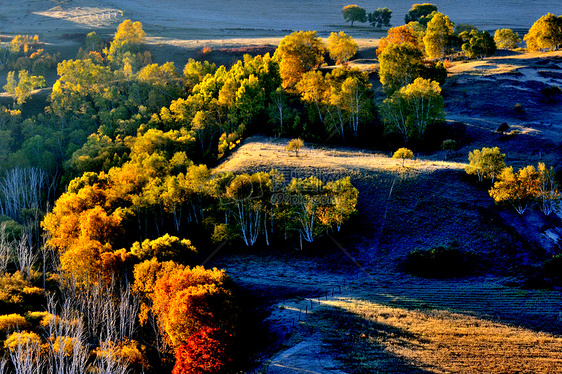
[2,1,562,372]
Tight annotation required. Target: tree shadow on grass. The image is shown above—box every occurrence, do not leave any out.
[312,307,436,374]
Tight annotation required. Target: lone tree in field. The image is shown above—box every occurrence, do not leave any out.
[368,8,392,30]
[286,138,304,157]
[494,29,521,50]
[524,13,562,52]
[465,147,506,183]
[342,5,367,26]
[393,148,414,167]
[404,3,438,24]
[327,31,358,65]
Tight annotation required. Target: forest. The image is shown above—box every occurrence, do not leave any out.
[0,2,562,373]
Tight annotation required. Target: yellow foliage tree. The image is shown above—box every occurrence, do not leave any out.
[274,31,326,89]
[489,165,541,215]
[423,12,454,59]
[524,13,562,51]
[327,31,358,65]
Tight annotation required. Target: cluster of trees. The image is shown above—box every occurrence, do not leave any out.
[465,147,560,215]
[342,5,393,30]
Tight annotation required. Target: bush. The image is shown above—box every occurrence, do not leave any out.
[402,243,476,278]
[0,272,45,315]
[441,139,457,151]
[0,314,28,336]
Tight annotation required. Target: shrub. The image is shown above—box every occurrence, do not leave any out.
[441,139,457,151]
[541,85,561,103]
[0,272,45,315]
[402,243,476,278]
[0,314,28,335]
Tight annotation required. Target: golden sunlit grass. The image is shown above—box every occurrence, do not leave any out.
[317,297,562,374]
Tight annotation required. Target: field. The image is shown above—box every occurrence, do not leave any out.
[2,0,562,373]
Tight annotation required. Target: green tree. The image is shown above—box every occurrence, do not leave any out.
[524,13,562,51]
[368,8,392,30]
[460,30,497,59]
[465,147,506,183]
[274,31,326,89]
[393,147,414,166]
[405,3,438,24]
[423,12,454,59]
[4,70,45,106]
[378,42,425,94]
[494,29,521,50]
[342,5,367,26]
[327,31,358,64]
[380,77,444,143]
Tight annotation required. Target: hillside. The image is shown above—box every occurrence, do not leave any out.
[209,137,562,373]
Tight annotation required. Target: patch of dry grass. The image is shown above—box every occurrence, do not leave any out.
[318,297,562,374]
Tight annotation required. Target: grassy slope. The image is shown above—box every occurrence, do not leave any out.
[211,136,562,373]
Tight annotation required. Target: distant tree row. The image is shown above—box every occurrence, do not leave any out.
[342,4,392,30]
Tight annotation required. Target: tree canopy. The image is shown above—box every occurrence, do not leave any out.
[327,31,358,64]
[524,13,562,51]
[274,31,326,89]
[378,42,425,94]
[494,29,521,50]
[423,12,454,59]
[368,8,392,30]
[404,3,438,24]
[380,77,444,143]
[342,5,367,26]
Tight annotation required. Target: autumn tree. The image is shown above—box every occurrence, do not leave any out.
[368,8,392,30]
[286,138,304,156]
[393,147,414,167]
[275,31,326,89]
[405,3,438,24]
[494,29,521,50]
[537,162,561,215]
[380,77,444,143]
[106,19,148,67]
[329,70,374,138]
[147,263,237,365]
[342,5,367,26]
[377,24,421,57]
[4,70,45,106]
[489,165,540,215]
[460,30,497,59]
[378,42,425,94]
[327,31,358,65]
[423,12,454,59]
[524,13,562,51]
[465,147,506,183]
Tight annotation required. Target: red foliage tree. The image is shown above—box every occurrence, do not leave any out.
[172,327,231,374]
